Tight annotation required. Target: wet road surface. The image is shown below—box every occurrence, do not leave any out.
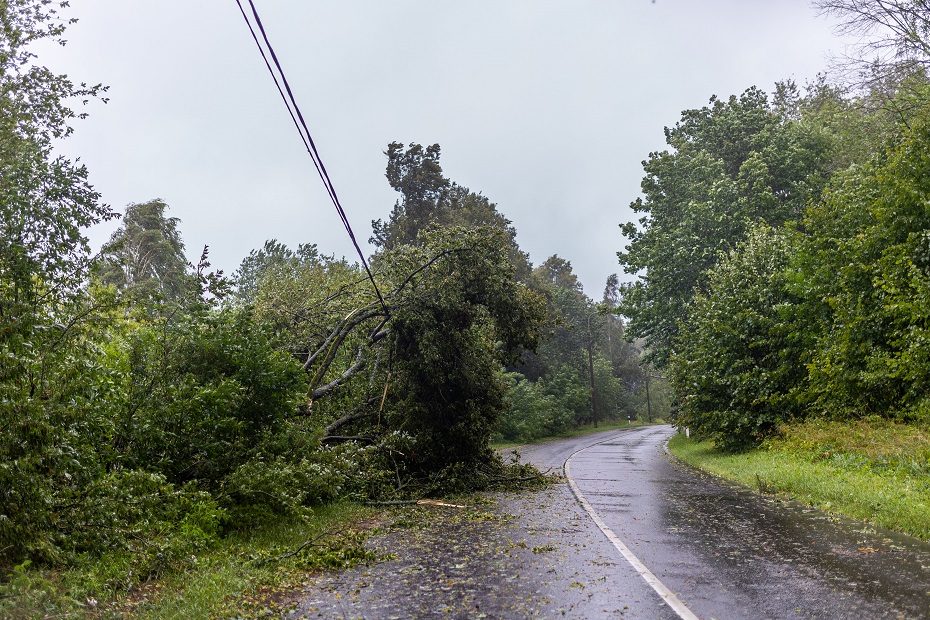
[289,425,930,618]
[521,425,930,619]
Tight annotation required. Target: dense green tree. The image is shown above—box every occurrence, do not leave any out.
[801,105,930,421]
[497,373,558,441]
[600,274,641,388]
[382,226,546,471]
[371,141,531,279]
[618,86,829,366]
[671,224,806,449]
[534,255,583,292]
[116,308,306,488]
[233,239,321,305]
[371,142,447,249]
[0,2,112,306]
[0,0,117,564]
[97,199,193,302]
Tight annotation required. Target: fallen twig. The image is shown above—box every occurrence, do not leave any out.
[364,499,420,506]
[256,529,344,565]
[416,499,466,509]
[363,498,467,508]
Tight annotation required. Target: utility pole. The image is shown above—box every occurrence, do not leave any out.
[587,338,598,427]
[606,313,614,365]
[645,372,652,423]
[586,311,598,428]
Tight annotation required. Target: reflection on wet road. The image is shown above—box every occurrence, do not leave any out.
[290,425,930,618]
[525,425,930,619]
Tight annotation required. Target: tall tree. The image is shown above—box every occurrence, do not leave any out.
[371,141,532,279]
[617,86,828,366]
[97,199,192,302]
[800,105,930,419]
[0,1,111,318]
[0,0,114,563]
[371,142,448,249]
[602,273,620,307]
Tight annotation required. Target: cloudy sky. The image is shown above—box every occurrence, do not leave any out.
[42,1,850,296]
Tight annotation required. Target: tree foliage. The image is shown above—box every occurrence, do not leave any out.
[801,104,930,421]
[623,5,930,449]
[618,86,829,366]
[97,199,193,302]
[383,227,546,470]
[671,225,806,450]
[371,141,532,279]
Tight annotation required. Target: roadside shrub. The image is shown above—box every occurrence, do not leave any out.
[224,451,355,522]
[0,306,129,566]
[497,372,557,441]
[671,225,807,450]
[80,481,224,589]
[116,308,306,488]
[539,364,590,431]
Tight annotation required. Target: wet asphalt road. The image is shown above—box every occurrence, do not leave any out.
[518,424,930,619]
[290,425,930,619]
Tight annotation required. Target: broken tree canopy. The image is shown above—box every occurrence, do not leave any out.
[245,225,548,472]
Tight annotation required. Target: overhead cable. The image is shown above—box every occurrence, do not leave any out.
[233,0,390,317]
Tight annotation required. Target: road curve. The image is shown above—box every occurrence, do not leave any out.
[521,424,930,619]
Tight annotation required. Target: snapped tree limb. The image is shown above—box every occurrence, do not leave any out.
[311,345,366,400]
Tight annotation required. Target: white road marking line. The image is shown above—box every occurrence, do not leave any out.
[564,430,700,620]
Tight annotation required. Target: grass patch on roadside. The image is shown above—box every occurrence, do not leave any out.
[668,417,930,540]
[0,502,379,619]
[492,418,663,450]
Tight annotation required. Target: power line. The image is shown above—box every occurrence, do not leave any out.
[233,0,390,317]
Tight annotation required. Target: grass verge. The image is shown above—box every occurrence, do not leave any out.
[668,417,930,540]
[0,502,380,619]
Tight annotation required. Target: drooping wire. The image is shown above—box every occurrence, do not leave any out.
[233,0,390,317]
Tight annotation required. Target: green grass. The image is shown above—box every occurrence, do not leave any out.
[0,502,379,619]
[492,418,663,450]
[668,417,930,540]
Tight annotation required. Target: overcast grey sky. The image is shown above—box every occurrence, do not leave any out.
[43,1,849,296]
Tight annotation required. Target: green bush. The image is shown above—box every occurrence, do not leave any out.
[540,364,591,431]
[497,372,558,441]
[116,308,306,488]
[223,445,366,523]
[671,225,807,450]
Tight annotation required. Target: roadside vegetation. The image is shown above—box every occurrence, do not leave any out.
[619,0,930,539]
[669,417,930,539]
[0,503,378,619]
[0,1,658,615]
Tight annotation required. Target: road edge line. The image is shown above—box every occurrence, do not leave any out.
[564,430,700,620]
